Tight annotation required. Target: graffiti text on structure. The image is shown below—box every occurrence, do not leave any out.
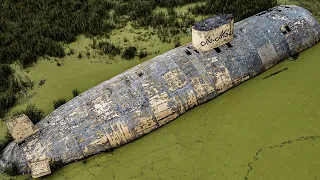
[200,29,233,47]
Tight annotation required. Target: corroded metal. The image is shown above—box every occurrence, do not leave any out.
[1,5,320,175]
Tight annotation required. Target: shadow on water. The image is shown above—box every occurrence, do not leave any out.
[262,67,289,79]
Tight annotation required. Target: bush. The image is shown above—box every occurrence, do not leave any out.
[291,53,300,60]
[50,160,64,171]
[38,78,46,87]
[72,89,80,97]
[174,38,181,48]
[138,51,148,59]
[0,0,114,67]
[23,104,44,124]
[0,133,14,153]
[0,64,14,92]
[86,51,91,57]
[0,93,17,118]
[2,162,19,176]
[189,0,277,22]
[122,46,137,60]
[12,104,43,124]
[53,99,67,109]
[98,41,121,56]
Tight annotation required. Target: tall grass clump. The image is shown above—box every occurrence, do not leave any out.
[0,64,33,118]
[53,99,67,109]
[2,162,19,176]
[72,89,80,97]
[0,133,13,153]
[122,46,137,60]
[13,104,44,124]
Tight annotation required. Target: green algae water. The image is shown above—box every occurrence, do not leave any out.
[2,42,320,180]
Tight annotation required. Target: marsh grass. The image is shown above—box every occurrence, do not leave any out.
[53,99,67,110]
[2,162,19,176]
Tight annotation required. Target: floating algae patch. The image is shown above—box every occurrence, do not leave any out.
[1,41,320,180]
[247,136,320,180]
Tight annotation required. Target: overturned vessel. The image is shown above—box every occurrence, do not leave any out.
[1,5,320,177]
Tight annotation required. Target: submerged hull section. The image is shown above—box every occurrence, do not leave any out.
[1,5,320,174]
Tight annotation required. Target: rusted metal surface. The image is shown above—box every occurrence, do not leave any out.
[0,5,319,175]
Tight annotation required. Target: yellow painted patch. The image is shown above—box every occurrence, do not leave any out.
[28,159,51,178]
[132,110,158,137]
[162,68,187,92]
[212,68,232,94]
[105,122,134,148]
[190,75,215,99]
[6,114,39,144]
[149,92,176,126]
[24,138,51,162]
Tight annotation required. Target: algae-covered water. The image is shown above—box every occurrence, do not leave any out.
[2,43,320,180]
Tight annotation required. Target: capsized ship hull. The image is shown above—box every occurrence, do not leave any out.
[1,5,320,174]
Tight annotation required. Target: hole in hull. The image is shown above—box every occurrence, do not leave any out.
[226,42,233,48]
[285,25,291,32]
[185,50,192,55]
[214,47,221,53]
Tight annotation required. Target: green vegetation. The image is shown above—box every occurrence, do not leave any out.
[0,65,13,91]
[189,0,277,21]
[2,162,19,176]
[50,160,64,172]
[138,51,148,59]
[0,0,114,67]
[96,40,121,56]
[13,104,44,124]
[0,65,33,118]
[72,89,80,98]
[292,0,320,18]
[174,37,181,48]
[122,46,137,60]
[0,133,13,153]
[53,99,67,109]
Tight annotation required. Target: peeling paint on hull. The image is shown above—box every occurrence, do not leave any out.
[1,5,320,174]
